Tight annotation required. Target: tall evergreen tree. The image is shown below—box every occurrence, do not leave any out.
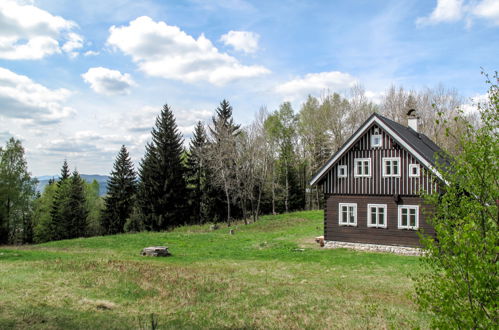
[206,100,241,225]
[137,104,188,231]
[49,161,71,240]
[101,145,137,234]
[186,122,208,224]
[60,160,70,181]
[64,170,88,238]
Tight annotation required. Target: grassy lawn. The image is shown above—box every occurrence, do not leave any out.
[0,210,429,329]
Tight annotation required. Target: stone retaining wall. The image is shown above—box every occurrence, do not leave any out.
[323,240,422,256]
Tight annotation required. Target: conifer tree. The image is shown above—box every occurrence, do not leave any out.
[49,160,71,240]
[101,145,137,234]
[64,170,88,238]
[137,104,187,231]
[186,122,209,223]
[206,99,241,225]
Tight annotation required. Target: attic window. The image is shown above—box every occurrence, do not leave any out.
[371,134,382,148]
[383,157,401,177]
[354,158,371,177]
[409,164,420,177]
[338,165,347,178]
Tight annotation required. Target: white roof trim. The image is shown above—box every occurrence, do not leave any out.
[309,115,444,186]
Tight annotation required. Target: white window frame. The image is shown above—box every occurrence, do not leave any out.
[337,165,347,178]
[398,205,419,230]
[408,164,420,177]
[382,157,401,177]
[371,134,382,148]
[338,203,357,226]
[354,158,371,177]
[367,204,387,228]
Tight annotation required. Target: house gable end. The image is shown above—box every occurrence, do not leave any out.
[310,113,444,196]
[322,122,439,196]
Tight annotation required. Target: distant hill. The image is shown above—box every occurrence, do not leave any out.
[36,174,109,196]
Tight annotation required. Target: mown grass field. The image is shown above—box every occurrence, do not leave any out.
[0,211,429,329]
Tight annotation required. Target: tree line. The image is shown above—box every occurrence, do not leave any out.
[0,84,473,244]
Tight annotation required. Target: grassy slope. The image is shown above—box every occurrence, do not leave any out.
[0,211,429,329]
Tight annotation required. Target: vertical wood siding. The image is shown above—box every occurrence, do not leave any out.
[322,124,439,196]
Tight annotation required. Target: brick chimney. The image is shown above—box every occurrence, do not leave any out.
[407,109,419,132]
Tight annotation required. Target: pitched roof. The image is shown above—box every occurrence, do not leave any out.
[309,112,447,186]
[376,114,446,166]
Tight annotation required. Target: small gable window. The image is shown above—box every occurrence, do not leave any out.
[398,205,419,230]
[409,164,420,177]
[371,134,382,148]
[339,203,357,226]
[354,158,371,177]
[338,165,347,178]
[383,157,401,177]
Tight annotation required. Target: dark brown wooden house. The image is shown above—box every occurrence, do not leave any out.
[310,112,445,247]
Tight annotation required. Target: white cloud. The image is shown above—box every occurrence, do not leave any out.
[417,0,499,26]
[106,16,269,85]
[417,0,464,25]
[62,32,84,58]
[84,50,99,56]
[472,0,499,24]
[82,67,135,95]
[0,0,84,59]
[275,71,358,100]
[0,0,83,60]
[0,67,75,124]
[220,30,260,53]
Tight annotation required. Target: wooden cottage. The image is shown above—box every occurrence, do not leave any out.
[310,111,445,247]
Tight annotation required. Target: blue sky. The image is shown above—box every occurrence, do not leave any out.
[0,0,498,176]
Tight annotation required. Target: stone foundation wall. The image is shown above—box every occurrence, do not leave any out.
[324,240,422,256]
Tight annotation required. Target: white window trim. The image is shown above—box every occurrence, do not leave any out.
[367,204,387,228]
[398,205,419,230]
[371,134,382,148]
[382,157,401,177]
[408,164,420,177]
[354,158,371,178]
[338,165,348,178]
[338,203,357,226]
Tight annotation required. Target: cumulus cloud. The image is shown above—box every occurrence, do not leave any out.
[275,71,358,100]
[82,67,135,95]
[417,0,499,26]
[0,0,84,59]
[472,0,499,24]
[84,50,99,56]
[106,16,269,85]
[417,0,464,25]
[220,30,260,53]
[62,32,84,58]
[0,67,75,124]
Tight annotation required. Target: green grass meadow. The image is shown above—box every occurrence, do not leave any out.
[0,211,429,329]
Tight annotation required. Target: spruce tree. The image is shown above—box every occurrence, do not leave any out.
[101,145,137,234]
[49,160,71,240]
[186,122,208,223]
[64,170,88,238]
[137,104,187,231]
[206,100,241,224]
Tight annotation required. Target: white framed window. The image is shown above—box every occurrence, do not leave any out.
[398,205,419,230]
[383,157,401,177]
[367,204,387,228]
[339,203,357,226]
[354,158,371,177]
[338,165,347,178]
[408,164,420,177]
[371,134,382,148]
